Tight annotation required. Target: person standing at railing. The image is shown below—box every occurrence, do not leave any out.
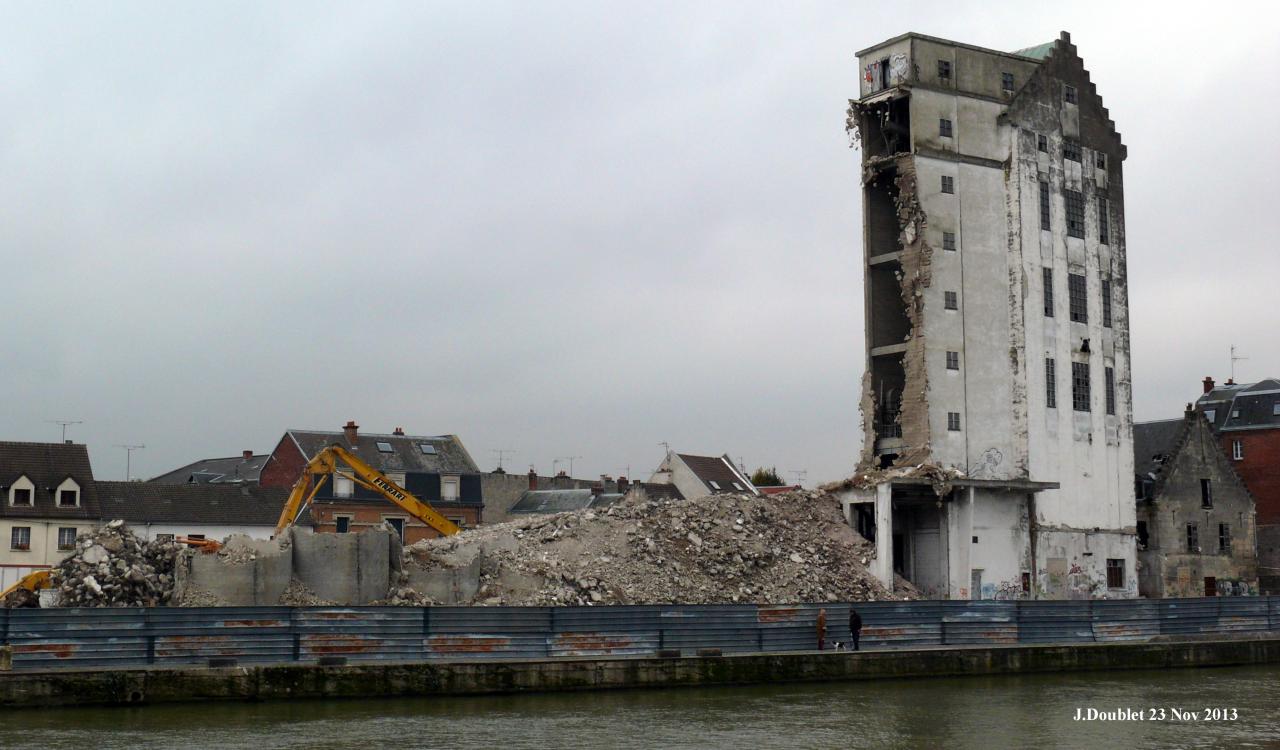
[816,608,827,650]
[848,607,862,651]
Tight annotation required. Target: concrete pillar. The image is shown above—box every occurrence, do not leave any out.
[947,487,974,599]
[872,482,893,588]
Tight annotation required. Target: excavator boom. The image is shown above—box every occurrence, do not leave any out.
[274,444,461,538]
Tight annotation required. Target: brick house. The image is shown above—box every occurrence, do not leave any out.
[259,421,483,543]
[1133,408,1257,597]
[1196,377,1280,593]
[0,441,101,591]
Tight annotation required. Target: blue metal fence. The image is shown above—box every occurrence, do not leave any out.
[2,597,1277,672]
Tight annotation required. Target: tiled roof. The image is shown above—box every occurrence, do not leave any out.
[1010,41,1054,60]
[95,481,309,527]
[1133,419,1185,478]
[676,453,758,495]
[149,454,268,484]
[0,441,100,520]
[287,430,479,474]
[509,489,624,514]
[638,482,684,502]
[1196,378,1280,433]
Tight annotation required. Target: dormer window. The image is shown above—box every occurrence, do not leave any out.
[55,478,81,508]
[9,475,35,507]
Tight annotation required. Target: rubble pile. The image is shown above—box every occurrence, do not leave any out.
[52,521,182,607]
[404,489,919,606]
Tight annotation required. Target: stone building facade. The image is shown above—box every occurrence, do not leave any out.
[1134,410,1258,597]
[845,31,1135,599]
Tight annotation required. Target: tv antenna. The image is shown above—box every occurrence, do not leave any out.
[491,449,516,471]
[1230,345,1248,381]
[559,456,582,477]
[115,444,145,481]
[48,420,83,442]
[658,441,670,454]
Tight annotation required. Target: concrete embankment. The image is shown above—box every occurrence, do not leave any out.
[3,637,1279,709]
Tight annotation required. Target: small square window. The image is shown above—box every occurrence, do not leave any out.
[58,489,77,508]
[335,516,351,534]
[1273,403,1280,416]
[57,527,77,551]
[709,480,721,490]
[947,412,961,431]
[11,526,31,551]
[376,441,394,453]
[941,175,955,194]
[731,482,742,491]
[939,118,953,138]
[1037,134,1047,153]
[942,231,956,251]
[938,60,951,80]
[1002,72,1014,92]
[946,351,959,370]
[944,291,958,310]
[11,488,32,506]
[1063,141,1081,163]
[419,443,437,455]
[1204,409,1216,423]
[1106,558,1124,589]
[1064,84,1077,104]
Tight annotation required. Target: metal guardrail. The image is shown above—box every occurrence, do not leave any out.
[2,597,1277,672]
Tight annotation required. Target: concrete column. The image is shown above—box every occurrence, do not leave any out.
[947,487,974,599]
[872,482,893,588]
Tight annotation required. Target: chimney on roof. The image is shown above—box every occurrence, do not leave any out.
[1203,377,1215,394]
[618,476,629,494]
[590,484,601,497]
[1225,378,1235,386]
[242,450,253,461]
[528,468,538,491]
[343,420,359,444]
[393,427,405,436]
[1185,403,1195,419]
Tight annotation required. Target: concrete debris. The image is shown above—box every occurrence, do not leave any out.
[826,463,966,497]
[402,489,921,606]
[278,578,336,607]
[50,523,182,607]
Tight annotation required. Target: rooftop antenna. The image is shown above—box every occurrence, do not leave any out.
[48,419,83,442]
[1230,345,1248,381]
[115,444,145,481]
[617,465,631,480]
[491,449,516,471]
[789,469,809,487]
[564,456,582,477]
[658,441,670,454]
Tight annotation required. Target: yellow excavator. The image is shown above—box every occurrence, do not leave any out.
[272,443,462,539]
[1,443,461,603]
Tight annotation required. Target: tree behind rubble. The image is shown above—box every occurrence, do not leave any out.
[750,466,785,487]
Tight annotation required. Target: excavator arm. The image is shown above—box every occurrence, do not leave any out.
[274,444,461,538]
[1,569,52,604]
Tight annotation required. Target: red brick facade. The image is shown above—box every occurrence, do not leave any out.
[308,504,482,544]
[259,434,307,489]
[1218,429,1280,525]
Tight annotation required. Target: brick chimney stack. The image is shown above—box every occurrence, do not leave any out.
[618,476,629,494]
[528,468,538,491]
[1203,377,1215,394]
[242,450,253,461]
[393,427,405,436]
[342,420,359,444]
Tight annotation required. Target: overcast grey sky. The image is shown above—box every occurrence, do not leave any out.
[2,2,1277,484]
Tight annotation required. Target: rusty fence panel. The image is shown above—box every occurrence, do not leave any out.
[425,607,551,660]
[6,608,149,670]
[1091,600,1159,642]
[0,608,7,642]
[757,604,827,652]
[295,608,424,663]
[851,601,942,649]
[549,606,661,657]
[1272,597,1280,632]
[1019,601,1094,643]
[658,606,760,654]
[940,602,1018,645]
[1215,599,1269,634]
[1158,599,1221,636]
[150,607,293,666]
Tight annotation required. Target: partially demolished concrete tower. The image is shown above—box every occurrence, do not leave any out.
[847,32,1136,599]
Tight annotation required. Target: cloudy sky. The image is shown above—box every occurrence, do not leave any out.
[2,2,1277,484]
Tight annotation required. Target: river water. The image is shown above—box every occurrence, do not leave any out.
[3,665,1277,749]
